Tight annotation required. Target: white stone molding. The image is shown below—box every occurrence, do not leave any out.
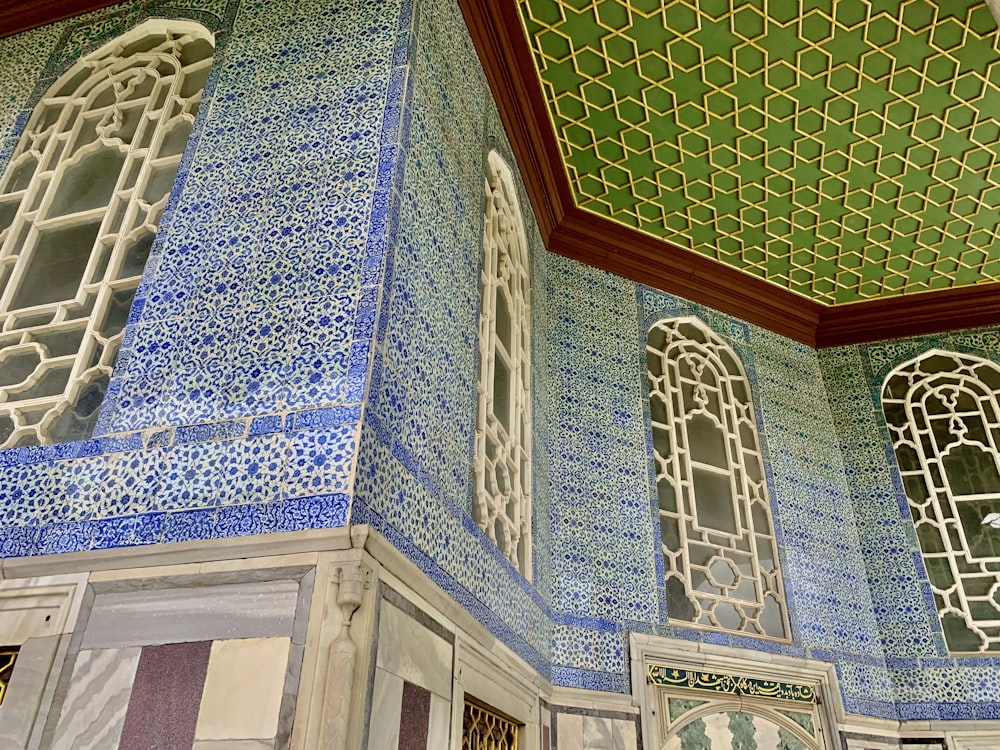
[883,349,1000,654]
[630,632,841,750]
[473,150,533,578]
[0,19,214,448]
[645,316,790,639]
[0,573,88,750]
[454,630,543,750]
[946,731,1000,749]
[319,563,367,750]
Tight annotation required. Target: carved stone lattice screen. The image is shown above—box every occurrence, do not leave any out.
[0,20,214,448]
[473,151,532,578]
[462,699,519,750]
[883,350,1000,653]
[646,317,789,639]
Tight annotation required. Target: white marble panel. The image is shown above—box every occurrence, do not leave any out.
[367,668,403,750]
[193,741,273,749]
[0,636,61,750]
[0,576,86,641]
[82,581,299,649]
[375,601,452,698]
[583,715,613,749]
[427,692,451,750]
[611,718,638,750]
[195,637,290,741]
[556,713,584,750]
[50,647,141,750]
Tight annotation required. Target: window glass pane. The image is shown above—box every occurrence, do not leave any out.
[492,356,511,431]
[11,219,102,307]
[692,469,736,534]
[49,148,125,218]
[686,413,728,469]
[495,287,512,349]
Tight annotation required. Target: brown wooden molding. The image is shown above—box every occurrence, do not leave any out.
[552,207,823,346]
[457,0,573,243]
[816,284,1000,347]
[0,0,120,39]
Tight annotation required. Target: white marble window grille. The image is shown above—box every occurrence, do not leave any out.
[883,349,1000,654]
[646,317,789,639]
[473,151,532,578]
[0,20,214,449]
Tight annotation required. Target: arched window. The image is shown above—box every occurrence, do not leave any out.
[883,349,1000,653]
[646,317,789,639]
[473,151,532,578]
[0,20,214,449]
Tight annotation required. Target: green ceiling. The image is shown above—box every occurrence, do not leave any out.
[517,0,1000,305]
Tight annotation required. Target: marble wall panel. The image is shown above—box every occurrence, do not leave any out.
[0,635,61,750]
[367,668,403,750]
[553,708,640,750]
[427,692,451,750]
[81,580,299,649]
[555,712,583,750]
[375,599,452,699]
[119,641,212,750]
[194,637,291,742]
[49,646,141,749]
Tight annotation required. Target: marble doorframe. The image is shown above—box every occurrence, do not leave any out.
[0,573,89,750]
[629,633,842,750]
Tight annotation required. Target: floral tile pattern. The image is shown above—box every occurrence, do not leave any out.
[0,0,997,725]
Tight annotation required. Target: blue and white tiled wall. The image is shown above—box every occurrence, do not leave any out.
[2,0,999,726]
[351,0,554,673]
[0,0,414,551]
[821,330,1000,720]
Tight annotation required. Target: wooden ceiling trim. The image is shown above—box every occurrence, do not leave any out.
[0,0,120,39]
[817,284,1000,348]
[552,208,822,346]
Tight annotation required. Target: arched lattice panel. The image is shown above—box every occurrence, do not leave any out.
[646,317,789,640]
[884,349,1000,654]
[473,150,533,578]
[0,19,214,448]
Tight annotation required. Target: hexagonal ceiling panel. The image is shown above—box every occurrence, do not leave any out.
[517,0,1000,305]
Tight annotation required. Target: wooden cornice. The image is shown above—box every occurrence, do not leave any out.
[817,283,1000,347]
[0,0,120,39]
[459,0,1000,348]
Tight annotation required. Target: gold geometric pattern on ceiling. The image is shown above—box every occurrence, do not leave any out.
[518,0,1000,305]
